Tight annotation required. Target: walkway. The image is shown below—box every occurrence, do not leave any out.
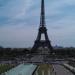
[53,64,73,75]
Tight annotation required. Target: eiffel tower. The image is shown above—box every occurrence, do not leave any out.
[31,0,53,53]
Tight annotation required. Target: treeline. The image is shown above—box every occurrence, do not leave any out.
[0,47,75,60]
[53,48,75,58]
[0,47,30,60]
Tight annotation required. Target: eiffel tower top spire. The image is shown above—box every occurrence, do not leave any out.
[40,0,46,27]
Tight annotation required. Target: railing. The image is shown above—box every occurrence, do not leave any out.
[62,63,75,75]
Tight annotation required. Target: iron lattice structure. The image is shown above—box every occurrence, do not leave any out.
[31,0,53,53]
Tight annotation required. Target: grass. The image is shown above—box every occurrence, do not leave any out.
[0,64,15,74]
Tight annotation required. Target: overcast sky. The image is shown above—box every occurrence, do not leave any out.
[0,0,75,48]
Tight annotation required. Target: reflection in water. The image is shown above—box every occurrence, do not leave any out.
[34,64,56,75]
